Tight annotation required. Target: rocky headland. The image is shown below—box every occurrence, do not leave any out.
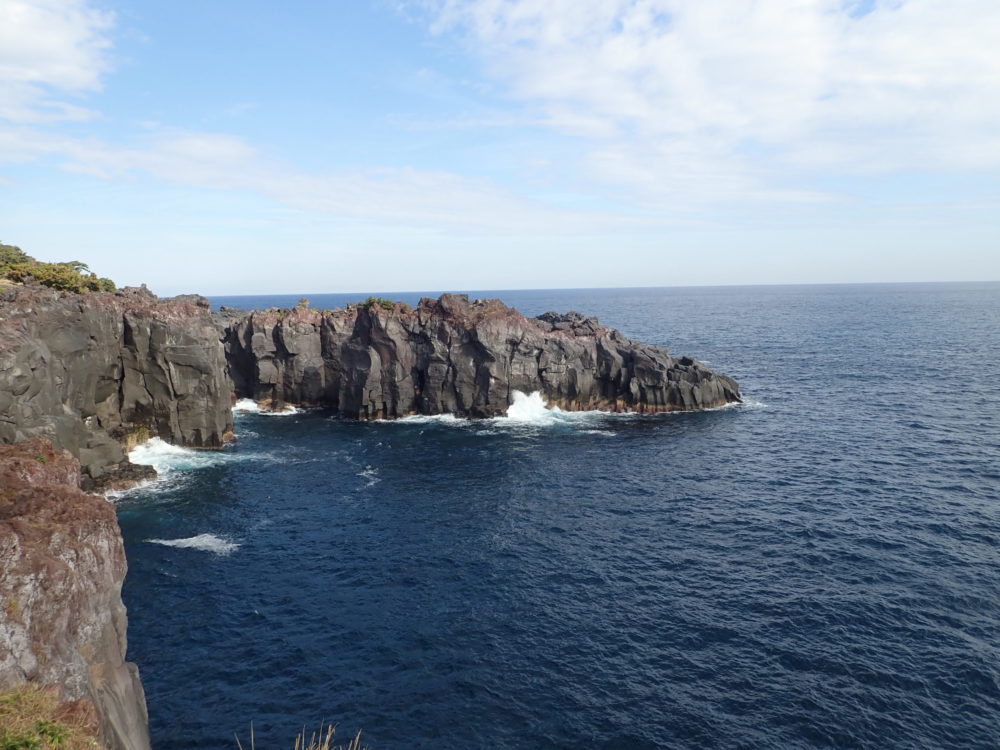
[0,280,741,749]
[223,293,740,418]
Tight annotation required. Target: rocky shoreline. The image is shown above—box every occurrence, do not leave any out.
[0,283,741,749]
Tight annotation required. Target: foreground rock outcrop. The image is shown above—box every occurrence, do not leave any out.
[0,439,150,750]
[0,284,233,484]
[223,294,741,418]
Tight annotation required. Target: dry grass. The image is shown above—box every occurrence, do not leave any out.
[235,723,366,750]
[0,684,102,750]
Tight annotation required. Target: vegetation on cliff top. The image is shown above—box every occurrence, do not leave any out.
[0,243,115,294]
[358,296,411,313]
[0,685,102,750]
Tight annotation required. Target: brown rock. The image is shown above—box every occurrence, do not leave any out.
[0,438,150,750]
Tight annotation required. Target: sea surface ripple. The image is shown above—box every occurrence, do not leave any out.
[116,283,1000,749]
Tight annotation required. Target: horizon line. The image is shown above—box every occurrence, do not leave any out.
[178,278,1000,299]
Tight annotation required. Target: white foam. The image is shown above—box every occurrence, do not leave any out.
[233,399,300,416]
[495,391,609,427]
[103,478,157,503]
[146,533,239,555]
[388,413,471,426]
[705,398,768,412]
[128,438,232,474]
[358,465,381,488]
[362,390,755,433]
[505,390,559,421]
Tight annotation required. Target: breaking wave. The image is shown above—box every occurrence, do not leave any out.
[128,438,235,475]
[146,533,239,555]
[233,399,300,416]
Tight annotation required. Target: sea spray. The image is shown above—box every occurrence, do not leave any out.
[128,438,223,475]
[505,390,560,421]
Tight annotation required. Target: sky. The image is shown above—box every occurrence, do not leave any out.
[0,0,998,295]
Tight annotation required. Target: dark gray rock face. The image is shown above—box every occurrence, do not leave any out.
[223,294,741,417]
[0,285,233,482]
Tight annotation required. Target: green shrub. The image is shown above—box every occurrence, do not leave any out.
[361,296,394,311]
[0,245,116,294]
[360,296,410,312]
[0,243,31,271]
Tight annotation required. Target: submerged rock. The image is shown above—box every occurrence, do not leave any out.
[223,293,741,418]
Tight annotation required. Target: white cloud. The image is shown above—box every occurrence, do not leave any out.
[0,0,113,122]
[421,0,1000,202]
[0,1,621,232]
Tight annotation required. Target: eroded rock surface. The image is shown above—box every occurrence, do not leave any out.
[0,438,150,750]
[0,284,233,483]
[223,294,741,418]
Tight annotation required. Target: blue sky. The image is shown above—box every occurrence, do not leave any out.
[1,0,997,295]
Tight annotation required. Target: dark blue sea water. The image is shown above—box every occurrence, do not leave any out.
[116,284,1000,750]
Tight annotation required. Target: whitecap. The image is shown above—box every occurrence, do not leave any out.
[385,413,471,426]
[705,398,767,412]
[146,533,239,555]
[358,466,381,488]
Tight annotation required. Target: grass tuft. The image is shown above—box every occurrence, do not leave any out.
[0,685,101,750]
[236,723,366,750]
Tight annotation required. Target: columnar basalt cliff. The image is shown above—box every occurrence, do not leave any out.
[0,439,150,750]
[222,293,741,417]
[0,284,233,484]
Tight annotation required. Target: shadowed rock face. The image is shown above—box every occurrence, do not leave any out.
[0,285,233,483]
[223,293,741,418]
[0,439,150,750]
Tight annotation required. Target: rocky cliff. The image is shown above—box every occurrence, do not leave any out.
[222,293,741,417]
[0,438,150,750]
[0,284,233,485]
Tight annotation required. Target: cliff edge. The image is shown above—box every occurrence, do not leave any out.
[0,438,150,750]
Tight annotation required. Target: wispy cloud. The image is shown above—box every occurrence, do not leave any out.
[418,0,1000,203]
[0,0,629,233]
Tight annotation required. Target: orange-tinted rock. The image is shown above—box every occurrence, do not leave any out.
[0,439,150,750]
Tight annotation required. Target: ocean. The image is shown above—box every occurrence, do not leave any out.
[114,283,1000,749]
